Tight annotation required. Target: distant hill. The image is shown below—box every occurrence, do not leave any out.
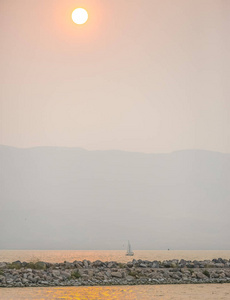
[0,145,229,250]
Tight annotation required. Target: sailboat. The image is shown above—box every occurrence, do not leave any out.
[126,241,134,256]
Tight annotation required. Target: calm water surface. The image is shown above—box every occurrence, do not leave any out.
[0,285,230,300]
[0,250,230,263]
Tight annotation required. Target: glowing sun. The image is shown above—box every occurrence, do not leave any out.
[72,8,88,25]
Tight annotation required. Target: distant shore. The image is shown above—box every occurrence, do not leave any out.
[0,258,230,288]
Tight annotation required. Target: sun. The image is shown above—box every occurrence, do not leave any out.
[72,8,88,25]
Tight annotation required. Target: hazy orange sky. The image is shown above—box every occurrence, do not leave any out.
[0,0,229,153]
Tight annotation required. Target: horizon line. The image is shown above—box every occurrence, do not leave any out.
[0,144,229,155]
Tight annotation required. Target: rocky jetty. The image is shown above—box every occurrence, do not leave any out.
[0,258,230,288]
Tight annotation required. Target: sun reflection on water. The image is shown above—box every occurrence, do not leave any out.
[1,285,230,300]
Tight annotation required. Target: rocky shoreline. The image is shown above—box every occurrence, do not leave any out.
[0,258,230,288]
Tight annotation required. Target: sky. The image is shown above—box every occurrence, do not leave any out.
[1,146,230,250]
[0,0,229,153]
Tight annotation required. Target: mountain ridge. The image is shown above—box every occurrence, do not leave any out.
[0,144,229,155]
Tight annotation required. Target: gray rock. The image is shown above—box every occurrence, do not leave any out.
[111,272,122,278]
[1,258,230,287]
[34,276,41,282]
[216,263,225,268]
[107,262,114,268]
[152,262,159,268]
[61,271,71,277]
[52,270,61,277]
[26,268,32,272]
[151,279,160,283]
[93,260,104,267]
[196,272,207,280]
[27,275,34,282]
[83,260,89,268]
[6,279,14,284]
[219,272,225,278]
[126,275,135,282]
[105,270,111,278]
[15,282,23,287]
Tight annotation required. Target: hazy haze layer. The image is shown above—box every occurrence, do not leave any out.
[0,146,229,250]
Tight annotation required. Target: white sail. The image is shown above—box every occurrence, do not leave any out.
[126,241,134,256]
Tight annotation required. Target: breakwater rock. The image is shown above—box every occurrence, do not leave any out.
[0,258,230,288]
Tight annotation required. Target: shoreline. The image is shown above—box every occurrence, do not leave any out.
[0,258,230,288]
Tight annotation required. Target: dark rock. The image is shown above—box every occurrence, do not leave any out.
[139,263,147,268]
[93,260,104,267]
[12,261,22,269]
[127,262,133,268]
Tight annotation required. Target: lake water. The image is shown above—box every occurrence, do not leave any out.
[0,250,230,299]
[1,285,230,300]
[1,250,230,263]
